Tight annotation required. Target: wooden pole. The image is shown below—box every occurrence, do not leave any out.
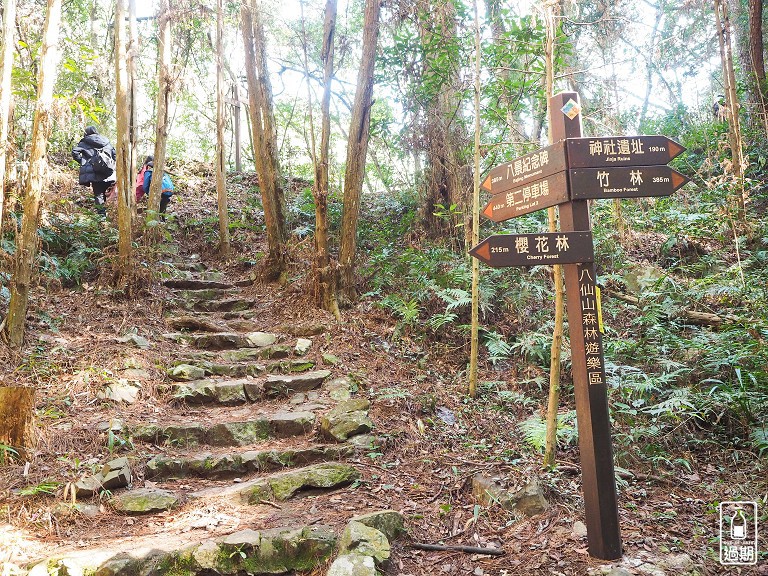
[550,91,622,560]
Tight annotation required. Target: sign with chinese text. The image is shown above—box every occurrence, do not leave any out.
[569,166,690,200]
[481,140,567,194]
[469,231,593,268]
[566,136,685,168]
[482,171,569,222]
[576,265,606,387]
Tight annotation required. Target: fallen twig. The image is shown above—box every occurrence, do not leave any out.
[408,542,504,556]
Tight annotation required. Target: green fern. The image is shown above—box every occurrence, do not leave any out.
[750,426,768,456]
[434,287,472,311]
[481,330,512,365]
[427,311,457,331]
[518,410,578,452]
[380,295,420,325]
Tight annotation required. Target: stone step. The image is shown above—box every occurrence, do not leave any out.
[177,344,292,366]
[132,411,316,447]
[144,441,363,480]
[168,358,316,381]
[171,288,234,302]
[162,331,278,351]
[189,298,257,313]
[27,524,337,576]
[163,278,235,290]
[172,371,332,404]
[238,462,361,504]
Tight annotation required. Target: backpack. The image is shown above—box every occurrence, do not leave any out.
[90,147,116,175]
[135,165,149,201]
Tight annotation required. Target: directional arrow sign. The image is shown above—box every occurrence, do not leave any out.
[569,166,690,200]
[566,135,685,168]
[482,140,567,194]
[469,231,594,268]
[482,170,569,222]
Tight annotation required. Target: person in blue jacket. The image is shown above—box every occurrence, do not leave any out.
[71,126,116,215]
[142,160,175,216]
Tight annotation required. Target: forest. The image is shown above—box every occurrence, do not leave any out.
[0,0,766,574]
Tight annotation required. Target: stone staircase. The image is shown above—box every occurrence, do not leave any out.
[23,262,403,576]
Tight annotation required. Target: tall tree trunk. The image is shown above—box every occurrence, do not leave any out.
[114,0,133,284]
[147,0,171,225]
[311,0,340,316]
[0,0,16,227]
[0,387,35,460]
[714,0,747,221]
[3,0,61,347]
[232,83,242,172]
[419,0,467,241]
[468,0,481,399]
[216,0,229,256]
[542,0,564,470]
[242,0,286,281]
[128,0,138,207]
[747,0,768,137]
[338,0,381,306]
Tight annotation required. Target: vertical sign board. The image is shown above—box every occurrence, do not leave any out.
[474,93,687,560]
[552,92,623,561]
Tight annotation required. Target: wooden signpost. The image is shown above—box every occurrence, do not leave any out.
[470,92,688,561]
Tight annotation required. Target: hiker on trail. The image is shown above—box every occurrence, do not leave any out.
[142,159,175,216]
[135,155,153,202]
[71,126,116,216]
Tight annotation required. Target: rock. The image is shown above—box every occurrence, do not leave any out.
[294,338,312,356]
[351,510,405,541]
[168,364,206,382]
[347,434,380,450]
[658,553,694,572]
[472,475,548,516]
[100,457,131,490]
[264,370,332,396]
[322,353,341,366]
[275,323,329,336]
[191,332,245,350]
[74,475,104,498]
[174,288,232,302]
[320,399,373,441]
[96,418,124,433]
[192,298,255,313]
[163,279,234,290]
[213,525,337,573]
[206,421,271,446]
[327,554,377,576]
[338,521,390,565]
[259,344,292,359]
[52,502,100,518]
[147,445,355,481]
[121,368,151,380]
[269,411,316,438]
[166,315,229,333]
[605,569,633,576]
[240,462,360,503]
[325,377,353,401]
[111,488,178,514]
[572,520,588,538]
[244,332,278,347]
[98,380,140,404]
[174,379,248,405]
[267,359,315,374]
[116,333,151,349]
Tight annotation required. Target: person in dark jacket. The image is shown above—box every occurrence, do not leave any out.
[71,126,116,215]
